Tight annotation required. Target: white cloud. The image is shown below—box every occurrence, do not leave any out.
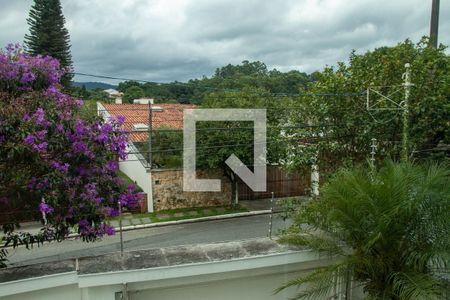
[0,0,448,83]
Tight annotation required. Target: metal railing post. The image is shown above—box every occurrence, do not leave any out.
[118,200,124,257]
[268,192,274,239]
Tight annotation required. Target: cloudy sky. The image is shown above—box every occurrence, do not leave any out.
[0,0,449,83]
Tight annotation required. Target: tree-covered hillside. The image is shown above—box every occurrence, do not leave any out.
[115,60,316,104]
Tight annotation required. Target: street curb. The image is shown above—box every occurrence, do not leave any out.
[116,209,274,232]
[2,210,278,249]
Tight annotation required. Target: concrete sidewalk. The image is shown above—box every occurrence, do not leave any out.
[240,199,283,212]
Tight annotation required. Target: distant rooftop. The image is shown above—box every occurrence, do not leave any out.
[101,103,194,142]
[133,98,153,104]
[103,89,124,99]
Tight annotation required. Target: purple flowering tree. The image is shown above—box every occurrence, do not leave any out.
[0,44,140,266]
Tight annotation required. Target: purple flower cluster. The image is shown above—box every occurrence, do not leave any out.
[78,219,115,237]
[50,161,70,173]
[39,202,54,214]
[24,133,48,153]
[119,185,143,208]
[28,177,51,191]
[106,160,119,172]
[1,44,140,241]
[0,43,62,91]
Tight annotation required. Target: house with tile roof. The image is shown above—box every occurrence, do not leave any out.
[100,103,194,143]
[97,102,232,213]
[97,103,192,211]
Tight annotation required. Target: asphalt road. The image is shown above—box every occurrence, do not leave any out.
[6,214,291,267]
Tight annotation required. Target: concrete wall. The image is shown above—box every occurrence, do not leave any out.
[1,273,309,300]
[151,169,232,211]
[118,143,153,212]
[0,250,364,300]
[2,284,81,300]
[131,270,307,300]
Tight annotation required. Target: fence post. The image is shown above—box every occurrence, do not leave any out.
[234,181,239,206]
[311,152,319,197]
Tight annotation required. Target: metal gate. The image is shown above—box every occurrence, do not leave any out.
[237,166,310,200]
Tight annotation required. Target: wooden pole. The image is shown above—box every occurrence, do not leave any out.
[430,0,440,48]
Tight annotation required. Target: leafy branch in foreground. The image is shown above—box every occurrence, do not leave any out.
[277,161,449,299]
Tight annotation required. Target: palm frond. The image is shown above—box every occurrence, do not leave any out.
[278,160,450,299]
[389,271,448,300]
[279,232,345,257]
[274,261,351,300]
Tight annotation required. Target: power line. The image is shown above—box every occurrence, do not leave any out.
[92,102,365,113]
[128,134,352,154]
[72,72,159,84]
[110,124,343,135]
[155,124,338,132]
[204,91,366,97]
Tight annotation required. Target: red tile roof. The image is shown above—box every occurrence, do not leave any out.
[102,103,194,142]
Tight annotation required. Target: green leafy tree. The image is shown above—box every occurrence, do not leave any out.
[70,85,91,100]
[115,61,314,104]
[24,0,73,86]
[117,80,141,93]
[123,86,145,103]
[288,38,449,172]
[198,87,295,169]
[134,126,183,169]
[89,88,109,102]
[277,161,450,299]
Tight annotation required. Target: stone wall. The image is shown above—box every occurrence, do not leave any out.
[151,169,232,211]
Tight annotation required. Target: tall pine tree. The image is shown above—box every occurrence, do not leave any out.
[24,0,73,86]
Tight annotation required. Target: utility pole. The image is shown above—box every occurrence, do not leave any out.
[401,63,411,162]
[147,102,152,168]
[430,0,440,48]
